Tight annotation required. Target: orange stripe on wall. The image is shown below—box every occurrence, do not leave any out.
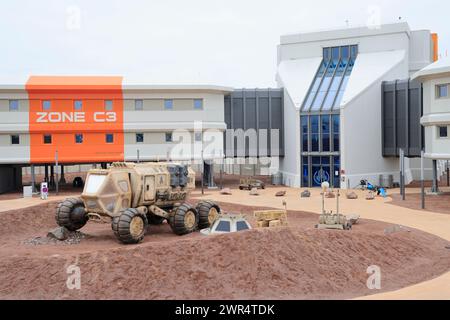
[26,76,124,164]
[431,33,439,62]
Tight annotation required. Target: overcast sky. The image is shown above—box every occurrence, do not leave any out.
[0,0,449,87]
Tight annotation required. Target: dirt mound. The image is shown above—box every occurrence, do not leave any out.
[0,201,449,299]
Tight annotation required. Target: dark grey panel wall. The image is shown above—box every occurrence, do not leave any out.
[224,89,284,158]
[382,79,423,158]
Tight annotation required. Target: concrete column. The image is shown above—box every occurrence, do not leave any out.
[44,165,49,183]
[432,159,439,193]
[59,165,66,184]
[50,166,55,188]
[30,164,36,193]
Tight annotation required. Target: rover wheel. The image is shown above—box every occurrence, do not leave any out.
[148,214,165,225]
[196,200,220,229]
[55,198,88,231]
[169,204,198,235]
[112,208,148,244]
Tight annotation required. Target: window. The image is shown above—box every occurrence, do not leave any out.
[42,100,51,111]
[332,114,340,152]
[165,132,173,142]
[437,85,448,98]
[439,126,448,138]
[302,45,358,111]
[321,115,330,152]
[135,100,143,111]
[301,116,308,152]
[236,221,250,231]
[74,100,82,111]
[105,100,113,111]
[11,135,20,145]
[194,99,203,109]
[194,132,202,142]
[9,100,19,111]
[43,134,52,144]
[310,115,320,152]
[75,134,83,144]
[215,220,230,232]
[302,156,309,187]
[106,133,114,143]
[164,99,173,109]
[136,133,144,143]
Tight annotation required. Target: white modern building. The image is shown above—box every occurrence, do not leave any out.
[276,22,438,188]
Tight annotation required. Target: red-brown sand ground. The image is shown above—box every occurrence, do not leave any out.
[0,200,449,300]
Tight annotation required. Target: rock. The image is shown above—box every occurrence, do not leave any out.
[384,225,410,235]
[346,191,358,200]
[301,190,311,198]
[365,191,375,200]
[324,191,335,198]
[347,214,360,225]
[220,188,232,195]
[275,191,286,197]
[250,187,259,196]
[47,227,69,241]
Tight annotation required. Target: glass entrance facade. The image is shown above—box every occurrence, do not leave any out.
[300,45,357,188]
[301,114,340,188]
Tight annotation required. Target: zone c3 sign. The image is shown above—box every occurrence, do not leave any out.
[35,111,117,123]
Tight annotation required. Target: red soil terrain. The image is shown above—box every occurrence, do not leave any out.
[0,201,449,299]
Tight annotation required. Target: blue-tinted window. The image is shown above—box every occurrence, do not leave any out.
[311,115,320,152]
[105,100,113,111]
[75,134,83,144]
[74,100,82,111]
[106,134,114,143]
[11,135,20,145]
[42,100,51,110]
[215,220,230,232]
[9,100,19,111]
[332,115,340,152]
[43,134,52,144]
[437,85,448,98]
[302,156,309,187]
[301,116,308,152]
[164,99,173,109]
[321,116,330,152]
[165,132,173,142]
[135,100,143,110]
[194,99,203,109]
[136,133,144,143]
[303,45,358,112]
[439,126,448,138]
[236,221,249,231]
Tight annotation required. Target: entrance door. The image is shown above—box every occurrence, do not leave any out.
[144,176,155,201]
[312,156,331,187]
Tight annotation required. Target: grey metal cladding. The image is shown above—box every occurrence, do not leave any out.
[224,89,284,158]
[382,79,423,158]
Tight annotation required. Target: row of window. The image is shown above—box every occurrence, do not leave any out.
[437,84,449,99]
[8,132,201,145]
[301,114,340,153]
[6,99,204,111]
[9,134,115,145]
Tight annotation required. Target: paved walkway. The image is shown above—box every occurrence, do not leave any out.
[0,194,74,213]
[192,187,450,300]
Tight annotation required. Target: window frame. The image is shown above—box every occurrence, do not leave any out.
[136,133,144,143]
[42,100,51,111]
[105,133,114,143]
[193,99,203,110]
[165,132,173,143]
[74,100,83,111]
[9,100,19,112]
[436,84,449,99]
[164,99,173,110]
[438,125,448,138]
[43,134,52,144]
[75,133,84,144]
[105,100,113,111]
[135,99,143,111]
[10,134,20,145]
